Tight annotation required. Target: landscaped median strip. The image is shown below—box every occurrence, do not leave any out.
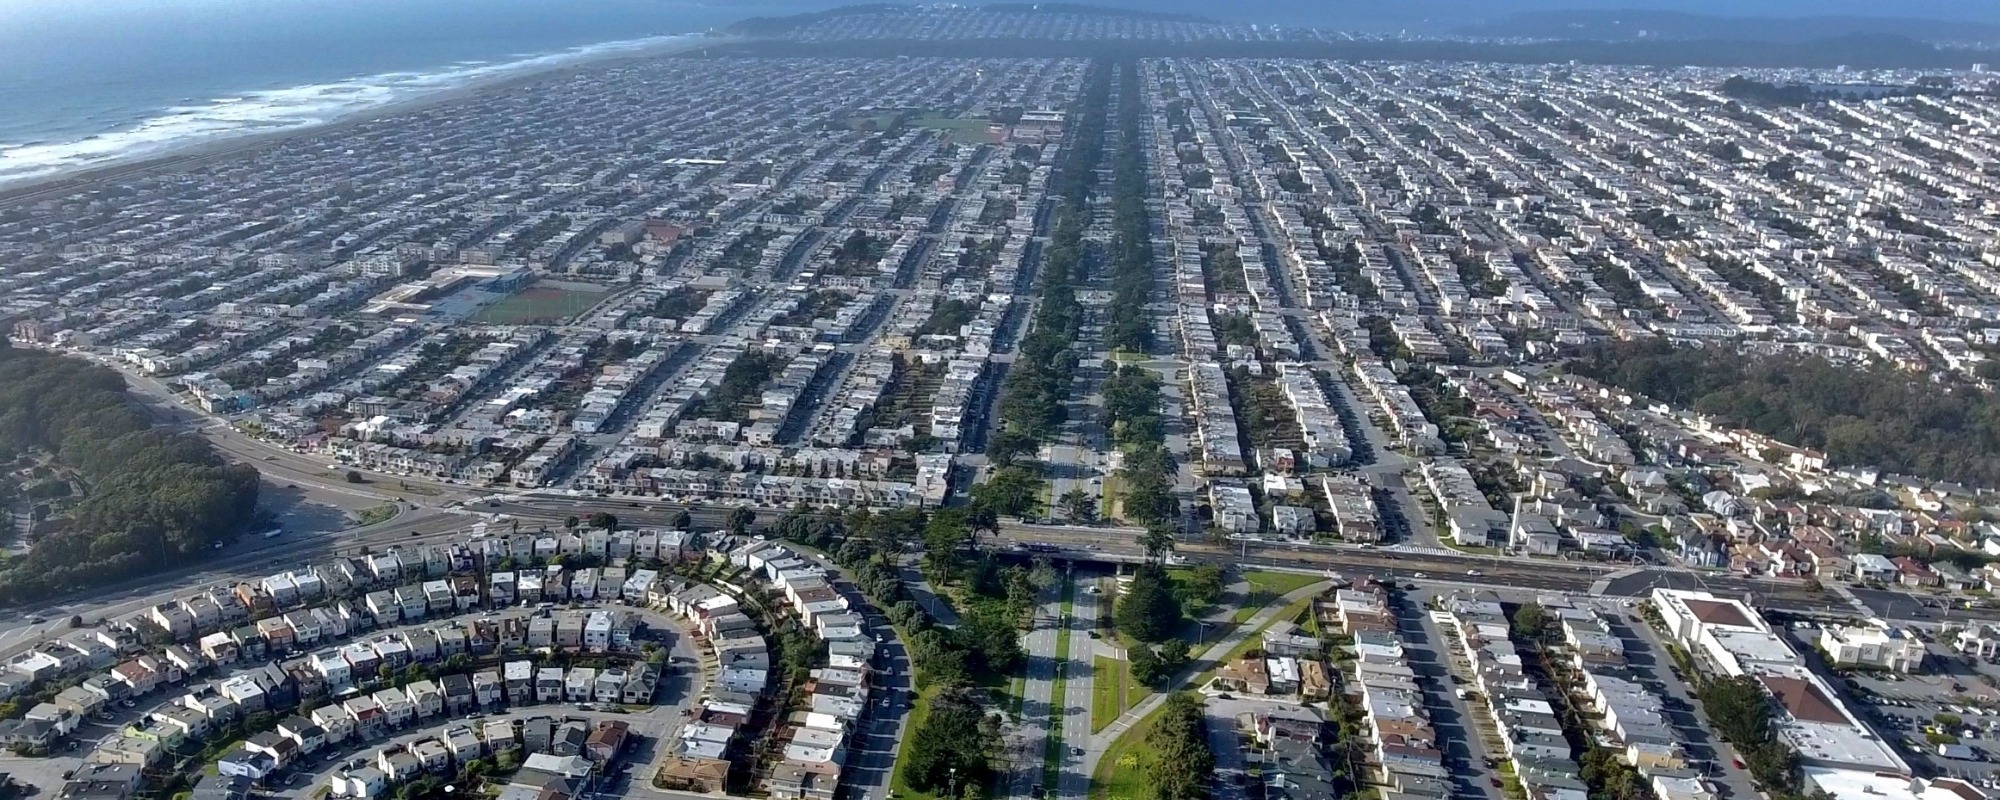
[1090,655,1130,734]
[1043,582,1076,788]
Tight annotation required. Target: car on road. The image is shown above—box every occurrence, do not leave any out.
[1413,572,1428,579]
[1465,569,1482,577]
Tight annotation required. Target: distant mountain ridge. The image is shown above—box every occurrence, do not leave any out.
[1456,10,2000,44]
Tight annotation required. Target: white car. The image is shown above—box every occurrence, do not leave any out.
[1465,569,1483,577]
[1412,572,1429,579]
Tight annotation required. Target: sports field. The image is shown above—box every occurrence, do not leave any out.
[468,281,612,325]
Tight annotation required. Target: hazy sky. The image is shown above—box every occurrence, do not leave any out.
[1,0,1996,35]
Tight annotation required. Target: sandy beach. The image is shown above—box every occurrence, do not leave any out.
[0,34,731,204]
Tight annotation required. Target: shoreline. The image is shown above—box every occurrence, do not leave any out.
[0,34,734,205]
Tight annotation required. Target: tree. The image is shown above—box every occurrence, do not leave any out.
[986,429,1038,468]
[1140,523,1178,561]
[972,466,1045,518]
[1176,564,1225,613]
[923,510,971,584]
[1060,488,1096,524]
[1158,638,1192,671]
[586,512,618,531]
[1028,557,1058,591]
[1510,603,1549,642]
[671,507,694,530]
[727,506,756,535]
[1115,564,1185,643]
[564,515,580,530]
[965,500,1000,539]
[1695,674,1805,795]
[1141,693,1214,800]
[0,345,261,603]
[958,602,1025,676]
[1129,644,1165,686]
[345,470,365,484]
[900,686,994,793]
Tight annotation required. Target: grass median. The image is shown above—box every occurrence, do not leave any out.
[1044,586,1076,788]
[1091,655,1144,733]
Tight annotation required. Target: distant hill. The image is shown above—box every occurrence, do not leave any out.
[1457,10,2000,44]
[697,33,1980,71]
[727,2,1208,37]
[978,3,1211,23]
[727,3,905,37]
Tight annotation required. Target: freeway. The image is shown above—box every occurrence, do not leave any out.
[485,496,1905,623]
[119,366,478,505]
[28,367,1978,652]
[0,507,477,658]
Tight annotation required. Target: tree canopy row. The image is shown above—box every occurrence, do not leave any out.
[1100,365,1178,527]
[1104,61,1157,354]
[987,60,1111,474]
[0,343,262,603]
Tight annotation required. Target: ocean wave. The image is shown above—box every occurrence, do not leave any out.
[0,33,694,188]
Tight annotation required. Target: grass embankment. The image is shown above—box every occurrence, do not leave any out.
[353,504,399,526]
[1195,595,1316,686]
[888,680,944,800]
[1089,700,1168,800]
[1232,570,1321,624]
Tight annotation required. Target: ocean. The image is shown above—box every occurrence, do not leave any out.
[0,0,833,187]
[2,0,1992,188]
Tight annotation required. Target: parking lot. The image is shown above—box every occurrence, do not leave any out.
[1839,677,2000,786]
[1807,625,2000,788]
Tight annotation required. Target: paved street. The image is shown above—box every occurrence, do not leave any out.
[1055,582,1098,800]
[1603,610,1763,800]
[784,548,918,800]
[1396,591,1504,800]
[1006,582,1067,800]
